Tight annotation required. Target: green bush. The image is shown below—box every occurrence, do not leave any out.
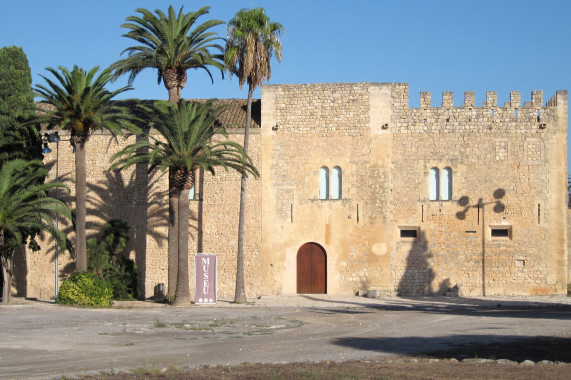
[105,255,139,300]
[87,219,138,300]
[58,272,113,307]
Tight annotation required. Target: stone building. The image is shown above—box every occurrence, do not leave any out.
[15,82,569,300]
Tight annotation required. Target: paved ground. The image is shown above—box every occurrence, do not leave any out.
[1,294,570,379]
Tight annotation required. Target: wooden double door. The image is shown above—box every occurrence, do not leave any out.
[296,243,327,294]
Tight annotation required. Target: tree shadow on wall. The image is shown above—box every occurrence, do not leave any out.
[37,165,76,283]
[455,188,506,296]
[86,167,168,298]
[396,231,435,296]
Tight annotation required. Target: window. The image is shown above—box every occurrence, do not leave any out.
[429,166,452,201]
[490,226,512,239]
[399,226,420,239]
[441,167,452,200]
[188,170,199,200]
[319,166,343,200]
[319,167,329,199]
[331,166,342,199]
[429,168,439,200]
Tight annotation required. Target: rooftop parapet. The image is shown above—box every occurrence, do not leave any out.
[416,90,556,109]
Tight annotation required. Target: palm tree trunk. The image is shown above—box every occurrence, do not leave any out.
[167,170,178,301]
[167,86,180,104]
[1,255,11,303]
[75,142,87,272]
[166,85,180,301]
[173,187,190,305]
[234,85,254,303]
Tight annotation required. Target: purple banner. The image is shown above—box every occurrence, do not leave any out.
[194,254,217,304]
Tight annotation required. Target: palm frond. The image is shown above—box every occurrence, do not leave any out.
[34,66,137,140]
[111,5,224,88]
[109,100,259,189]
[0,159,71,256]
[225,8,283,90]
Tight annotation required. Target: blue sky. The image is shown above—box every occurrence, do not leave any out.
[1,0,570,162]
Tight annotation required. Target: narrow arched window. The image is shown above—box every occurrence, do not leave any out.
[188,170,198,200]
[319,167,329,199]
[429,168,439,200]
[441,167,452,200]
[331,166,342,199]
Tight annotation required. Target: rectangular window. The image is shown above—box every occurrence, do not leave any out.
[399,226,420,239]
[490,225,512,239]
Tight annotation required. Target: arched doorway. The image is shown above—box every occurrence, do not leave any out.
[297,243,327,294]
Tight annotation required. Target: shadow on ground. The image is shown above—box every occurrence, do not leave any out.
[301,295,571,320]
[333,334,571,363]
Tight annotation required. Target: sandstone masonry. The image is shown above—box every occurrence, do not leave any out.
[20,83,568,299]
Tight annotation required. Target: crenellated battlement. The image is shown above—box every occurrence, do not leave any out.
[417,90,549,109]
[389,84,567,134]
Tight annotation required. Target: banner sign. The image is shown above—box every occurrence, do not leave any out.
[194,254,217,304]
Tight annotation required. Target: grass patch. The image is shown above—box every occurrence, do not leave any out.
[153,319,167,328]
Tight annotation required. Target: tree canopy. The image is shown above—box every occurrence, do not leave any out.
[35,65,134,272]
[0,159,71,302]
[112,5,224,103]
[0,46,41,166]
[111,99,258,304]
[224,7,283,303]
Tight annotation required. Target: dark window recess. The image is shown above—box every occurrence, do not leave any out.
[400,229,418,238]
[491,228,510,237]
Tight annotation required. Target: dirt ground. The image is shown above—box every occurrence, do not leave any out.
[1,294,570,379]
[81,359,571,380]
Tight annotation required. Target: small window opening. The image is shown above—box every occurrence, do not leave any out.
[331,166,342,200]
[441,167,452,201]
[400,229,418,238]
[319,167,329,199]
[490,226,512,239]
[537,109,541,122]
[189,170,198,200]
[429,167,439,200]
[491,109,495,117]
[399,226,420,239]
[514,109,518,118]
[491,228,509,237]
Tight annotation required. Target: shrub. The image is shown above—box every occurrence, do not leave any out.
[105,255,139,300]
[58,272,113,307]
[87,219,138,300]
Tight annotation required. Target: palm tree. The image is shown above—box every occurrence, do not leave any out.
[225,7,283,303]
[34,66,133,272]
[112,5,225,300]
[112,5,224,104]
[0,159,71,303]
[110,100,258,304]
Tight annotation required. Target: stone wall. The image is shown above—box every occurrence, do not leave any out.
[567,209,571,285]
[26,83,568,300]
[31,127,262,300]
[261,83,568,297]
[390,86,568,295]
[261,83,394,295]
